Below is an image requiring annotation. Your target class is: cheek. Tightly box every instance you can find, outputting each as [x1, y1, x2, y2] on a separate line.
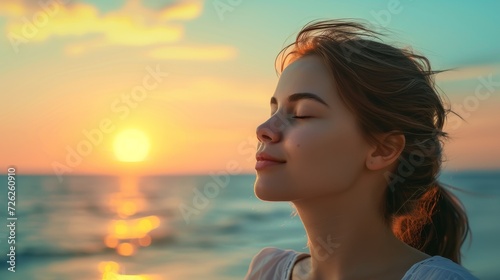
[285, 123, 367, 195]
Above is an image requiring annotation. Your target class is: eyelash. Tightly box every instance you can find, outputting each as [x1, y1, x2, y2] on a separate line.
[269, 111, 312, 119]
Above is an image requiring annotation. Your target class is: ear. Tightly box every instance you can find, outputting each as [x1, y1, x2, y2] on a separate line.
[365, 132, 405, 171]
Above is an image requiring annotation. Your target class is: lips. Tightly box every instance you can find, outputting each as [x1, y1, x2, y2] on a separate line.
[255, 152, 286, 170]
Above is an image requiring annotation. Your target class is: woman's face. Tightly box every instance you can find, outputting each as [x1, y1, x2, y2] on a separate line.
[254, 55, 372, 202]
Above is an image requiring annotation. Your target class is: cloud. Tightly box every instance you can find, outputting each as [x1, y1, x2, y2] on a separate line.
[1, 0, 228, 58]
[0, 1, 26, 17]
[159, 0, 203, 20]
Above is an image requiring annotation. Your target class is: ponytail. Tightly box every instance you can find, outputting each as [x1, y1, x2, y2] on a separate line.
[390, 182, 470, 263]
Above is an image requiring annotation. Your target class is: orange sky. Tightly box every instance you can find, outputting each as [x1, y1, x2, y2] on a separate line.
[1, 0, 499, 176]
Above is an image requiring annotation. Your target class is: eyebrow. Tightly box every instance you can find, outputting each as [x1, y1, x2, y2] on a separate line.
[270, 92, 330, 108]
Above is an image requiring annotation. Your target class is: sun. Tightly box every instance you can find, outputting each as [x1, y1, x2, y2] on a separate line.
[113, 129, 150, 162]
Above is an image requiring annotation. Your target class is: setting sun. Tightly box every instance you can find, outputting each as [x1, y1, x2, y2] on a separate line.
[113, 129, 150, 162]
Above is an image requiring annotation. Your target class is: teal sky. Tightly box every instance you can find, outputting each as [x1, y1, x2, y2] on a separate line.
[181, 0, 500, 69]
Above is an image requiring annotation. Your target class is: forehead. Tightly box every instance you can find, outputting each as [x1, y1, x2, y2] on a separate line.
[272, 55, 338, 106]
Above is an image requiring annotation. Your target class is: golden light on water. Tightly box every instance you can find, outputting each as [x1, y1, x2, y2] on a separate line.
[118, 201, 137, 216]
[104, 235, 119, 248]
[104, 215, 161, 256]
[100, 176, 163, 278]
[104, 177, 161, 256]
[116, 242, 134, 256]
[138, 235, 152, 247]
[108, 216, 160, 240]
[99, 261, 161, 280]
[113, 129, 150, 162]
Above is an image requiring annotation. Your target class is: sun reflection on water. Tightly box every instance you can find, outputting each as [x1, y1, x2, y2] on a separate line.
[99, 261, 162, 280]
[98, 176, 162, 279]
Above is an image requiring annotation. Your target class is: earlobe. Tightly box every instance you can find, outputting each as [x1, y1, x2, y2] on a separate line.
[366, 132, 405, 171]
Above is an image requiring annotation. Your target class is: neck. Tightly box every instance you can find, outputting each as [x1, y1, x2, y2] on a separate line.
[291, 184, 422, 280]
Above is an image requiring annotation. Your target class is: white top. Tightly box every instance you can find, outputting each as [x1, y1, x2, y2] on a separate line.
[244, 247, 479, 280]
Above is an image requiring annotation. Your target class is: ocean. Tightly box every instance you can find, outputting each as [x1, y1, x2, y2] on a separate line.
[0, 171, 499, 280]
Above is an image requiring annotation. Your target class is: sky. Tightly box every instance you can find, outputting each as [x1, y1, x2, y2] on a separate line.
[1, 0, 499, 177]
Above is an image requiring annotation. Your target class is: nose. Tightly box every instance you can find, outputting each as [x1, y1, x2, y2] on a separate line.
[256, 114, 286, 144]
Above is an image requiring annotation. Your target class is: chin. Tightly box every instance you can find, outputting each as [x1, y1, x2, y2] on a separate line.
[253, 180, 295, 202]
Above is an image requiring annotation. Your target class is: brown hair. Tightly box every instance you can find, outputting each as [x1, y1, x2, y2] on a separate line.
[277, 18, 470, 263]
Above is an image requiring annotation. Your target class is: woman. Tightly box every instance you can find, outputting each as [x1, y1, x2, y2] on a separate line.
[245, 19, 479, 280]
